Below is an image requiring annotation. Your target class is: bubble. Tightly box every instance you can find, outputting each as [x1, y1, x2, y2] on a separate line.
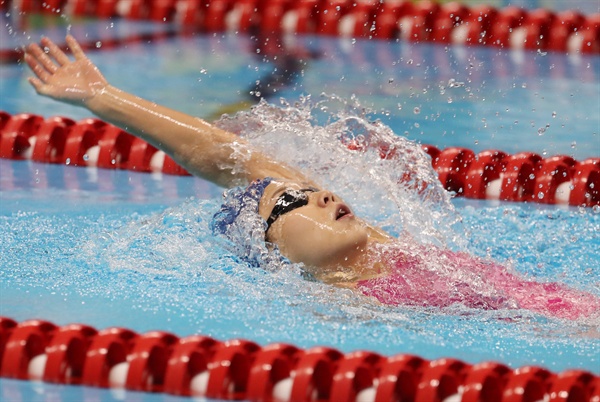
[413, 107, 421, 114]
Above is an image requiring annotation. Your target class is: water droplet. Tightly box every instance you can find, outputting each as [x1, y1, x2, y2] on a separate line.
[552, 111, 557, 118]
[571, 141, 577, 149]
[83, 154, 89, 161]
[413, 107, 420, 114]
[65, 158, 71, 165]
[447, 97, 453, 104]
[95, 41, 102, 48]
[537, 192, 545, 199]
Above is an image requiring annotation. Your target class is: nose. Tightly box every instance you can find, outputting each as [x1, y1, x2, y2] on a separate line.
[316, 190, 336, 207]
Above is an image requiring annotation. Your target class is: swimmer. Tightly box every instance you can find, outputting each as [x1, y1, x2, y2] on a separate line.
[24, 36, 600, 321]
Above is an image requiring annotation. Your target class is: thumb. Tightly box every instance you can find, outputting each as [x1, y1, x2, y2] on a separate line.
[28, 77, 49, 95]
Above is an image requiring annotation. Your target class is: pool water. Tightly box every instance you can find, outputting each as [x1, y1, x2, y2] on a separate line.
[1, 9, 599, 401]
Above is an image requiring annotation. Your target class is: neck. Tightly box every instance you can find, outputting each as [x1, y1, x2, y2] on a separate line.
[312, 236, 388, 284]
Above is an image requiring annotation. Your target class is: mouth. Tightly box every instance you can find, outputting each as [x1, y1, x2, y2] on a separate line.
[335, 204, 353, 220]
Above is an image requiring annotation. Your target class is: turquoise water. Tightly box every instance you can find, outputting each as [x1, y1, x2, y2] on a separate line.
[1, 13, 599, 402]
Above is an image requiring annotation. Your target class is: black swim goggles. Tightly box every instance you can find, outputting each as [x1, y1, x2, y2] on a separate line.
[265, 187, 319, 231]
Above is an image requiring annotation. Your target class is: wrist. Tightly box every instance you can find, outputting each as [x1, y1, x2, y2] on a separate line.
[84, 85, 136, 123]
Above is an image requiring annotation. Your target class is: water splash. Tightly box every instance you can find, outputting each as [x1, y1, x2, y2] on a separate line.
[217, 95, 464, 249]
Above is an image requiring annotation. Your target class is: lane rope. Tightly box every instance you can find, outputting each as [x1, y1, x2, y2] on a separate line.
[1, 316, 598, 401]
[1, 0, 599, 54]
[1, 111, 598, 207]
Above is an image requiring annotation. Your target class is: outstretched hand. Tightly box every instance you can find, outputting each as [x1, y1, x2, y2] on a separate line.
[25, 35, 107, 107]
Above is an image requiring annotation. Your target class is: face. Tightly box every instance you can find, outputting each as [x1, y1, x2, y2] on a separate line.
[258, 180, 369, 271]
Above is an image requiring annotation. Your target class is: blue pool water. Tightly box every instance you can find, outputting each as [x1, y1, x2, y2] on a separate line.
[1, 11, 599, 402]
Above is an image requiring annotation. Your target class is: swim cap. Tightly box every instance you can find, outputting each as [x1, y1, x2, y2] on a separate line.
[211, 177, 285, 269]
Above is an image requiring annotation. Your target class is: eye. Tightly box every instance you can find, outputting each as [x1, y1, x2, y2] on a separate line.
[266, 188, 312, 231]
[279, 190, 305, 205]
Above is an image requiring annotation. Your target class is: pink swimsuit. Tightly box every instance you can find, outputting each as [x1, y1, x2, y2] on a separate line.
[357, 245, 599, 320]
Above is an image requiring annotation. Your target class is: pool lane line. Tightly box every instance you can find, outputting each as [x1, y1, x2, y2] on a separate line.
[2, 0, 599, 55]
[1, 111, 599, 207]
[0, 316, 598, 401]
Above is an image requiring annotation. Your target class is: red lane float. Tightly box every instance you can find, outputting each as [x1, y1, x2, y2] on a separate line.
[422, 145, 599, 207]
[1, 0, 599, 55]
[81, 327, 138, 388]
[0, 316, 598, 401]
[0, 112, 190, 175]
[1, 111, 598, 207]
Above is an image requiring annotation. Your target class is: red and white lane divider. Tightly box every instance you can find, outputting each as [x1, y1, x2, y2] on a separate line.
[420, 146, 599, 208]
[1, 317, 599, 401]
[0, 112, 189, 175]
[1, 111, 598, 207]
[2, 0, 598, 55]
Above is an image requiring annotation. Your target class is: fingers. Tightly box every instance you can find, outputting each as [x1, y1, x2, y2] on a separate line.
[41, 36, 70, 66]
[25, 41, 58, 74]
[27, 77, 49, 96]
[66, 35, 87, 61]
[24, 52, 51, 83]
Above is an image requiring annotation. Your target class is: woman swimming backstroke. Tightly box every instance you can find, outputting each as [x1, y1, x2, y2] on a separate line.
[25, 36, 600, 321]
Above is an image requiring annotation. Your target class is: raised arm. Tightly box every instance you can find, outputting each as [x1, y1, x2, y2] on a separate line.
[24, 35, 311, 188]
